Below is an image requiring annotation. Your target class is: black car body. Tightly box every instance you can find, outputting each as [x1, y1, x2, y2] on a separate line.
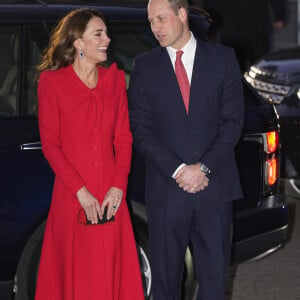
[244, 48, 300, 197]
[0, 1, 289, 299]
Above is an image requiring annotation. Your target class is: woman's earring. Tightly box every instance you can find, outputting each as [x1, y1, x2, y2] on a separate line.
[79, 48, 84, 60]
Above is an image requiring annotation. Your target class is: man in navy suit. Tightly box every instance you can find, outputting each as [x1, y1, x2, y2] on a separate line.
[128, 0, 244, 298]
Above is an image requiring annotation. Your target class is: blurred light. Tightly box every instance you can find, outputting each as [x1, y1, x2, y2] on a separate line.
[266, 158, 277, 185]
[266, 131, 278, 153]
[297, 88, 300, 99]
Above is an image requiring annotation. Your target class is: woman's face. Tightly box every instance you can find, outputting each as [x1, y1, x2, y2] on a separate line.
[80, 16, 111, 64]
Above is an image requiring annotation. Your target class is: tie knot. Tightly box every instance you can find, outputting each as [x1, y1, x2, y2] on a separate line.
[176, 50, 183, 61]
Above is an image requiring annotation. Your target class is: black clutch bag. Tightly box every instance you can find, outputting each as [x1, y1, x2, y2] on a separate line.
[77, 206, 115, 225]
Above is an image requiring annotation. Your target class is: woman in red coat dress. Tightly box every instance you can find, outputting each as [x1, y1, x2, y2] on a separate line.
[34, 8, 144, 300]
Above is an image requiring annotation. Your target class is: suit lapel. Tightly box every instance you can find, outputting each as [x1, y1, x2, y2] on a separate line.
[189, 40, 208, 118]
[188, 40, 208, 120]
[155, 42, 209, 117]
[157, 48, 188, 115]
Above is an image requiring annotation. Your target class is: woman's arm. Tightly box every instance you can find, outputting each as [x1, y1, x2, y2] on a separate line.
[38, 71, 85, 196]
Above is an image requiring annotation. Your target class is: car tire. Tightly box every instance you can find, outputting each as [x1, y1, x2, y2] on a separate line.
[13, 221, 45, 300]
[136, 238, 196, 300]
[14, 218, 196, 300]
[136, 239, 153, 299]
[182, 248, 197, 300]
[133, 215, 197, 300]
[14, 219, 154, 300]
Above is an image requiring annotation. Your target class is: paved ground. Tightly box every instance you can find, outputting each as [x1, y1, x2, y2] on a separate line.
[229, 195, 300, 300]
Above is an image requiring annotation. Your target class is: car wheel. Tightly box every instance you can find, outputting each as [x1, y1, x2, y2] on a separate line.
[136, 241, 152, 299]
[13, 221, 45, 300]
[135, 229, 196, 299]
[131, 202, 197, 298]
[182, 247, 197, 300]
[14, 220, 196, 300]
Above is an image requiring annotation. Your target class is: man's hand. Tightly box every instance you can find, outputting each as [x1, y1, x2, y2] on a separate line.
[175, 163, 209, 193]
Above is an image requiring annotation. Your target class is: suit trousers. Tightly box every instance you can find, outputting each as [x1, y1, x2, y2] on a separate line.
[147, 189, 232, 300]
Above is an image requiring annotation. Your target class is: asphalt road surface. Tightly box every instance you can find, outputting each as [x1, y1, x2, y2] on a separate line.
[229, 194, 300, 300]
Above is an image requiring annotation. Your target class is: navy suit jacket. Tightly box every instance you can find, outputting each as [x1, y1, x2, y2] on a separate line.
[128, 39, 244, 209]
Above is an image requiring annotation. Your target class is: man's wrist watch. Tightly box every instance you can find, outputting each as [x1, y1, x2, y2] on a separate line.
[200, 163, 212, 179]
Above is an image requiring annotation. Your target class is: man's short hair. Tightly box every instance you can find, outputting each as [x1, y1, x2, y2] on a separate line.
[168, 0, 189, 15]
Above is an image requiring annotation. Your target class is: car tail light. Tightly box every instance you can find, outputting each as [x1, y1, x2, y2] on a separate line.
[262, 131, 279, 190]
[265, 158, 277, 185]
[266, 131, 278, 153]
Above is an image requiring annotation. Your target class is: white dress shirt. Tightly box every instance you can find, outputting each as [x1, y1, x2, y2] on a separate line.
[166, 32, 197, 85]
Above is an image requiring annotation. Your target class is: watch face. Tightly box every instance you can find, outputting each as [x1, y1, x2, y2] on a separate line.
[201, 164, 210, 174]
[202, 166, 208, 172]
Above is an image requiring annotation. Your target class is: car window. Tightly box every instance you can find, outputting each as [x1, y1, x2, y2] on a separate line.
[0, 26, 20, 117]
[22, 24, 50, 117]
[107, 21, 158, 88]
[0, 20, 158, 118]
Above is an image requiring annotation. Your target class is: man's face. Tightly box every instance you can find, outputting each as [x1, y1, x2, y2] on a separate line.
[148, 0, 188, 49]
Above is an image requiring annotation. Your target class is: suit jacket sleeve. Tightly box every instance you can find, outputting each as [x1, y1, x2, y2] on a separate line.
[200, 48, 244, 175]
[128, 60, 183, 180]
[111, 70, 133, 192]
[38, 71, 85, 196]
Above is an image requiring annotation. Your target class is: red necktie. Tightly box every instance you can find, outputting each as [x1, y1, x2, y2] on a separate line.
[175, 50, 190, 113]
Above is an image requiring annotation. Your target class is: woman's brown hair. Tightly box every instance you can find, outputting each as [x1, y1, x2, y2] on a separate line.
[37, 8, 105, 71]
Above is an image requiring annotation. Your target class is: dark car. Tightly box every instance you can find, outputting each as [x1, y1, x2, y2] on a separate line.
[244, 48, 300, 197]
[0, 1, 289, 299]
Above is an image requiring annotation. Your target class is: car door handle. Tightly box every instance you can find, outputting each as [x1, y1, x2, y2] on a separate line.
[20, 142, 42, 150]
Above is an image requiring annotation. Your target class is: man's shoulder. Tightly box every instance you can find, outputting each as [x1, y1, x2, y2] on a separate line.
[196, 39, 236, 66]
[135, 46, 164, 64]
[197, 39, 233, 56]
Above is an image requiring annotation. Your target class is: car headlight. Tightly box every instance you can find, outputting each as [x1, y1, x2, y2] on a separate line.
[297, 88, 300, 100]
[244, 71, 291, 104]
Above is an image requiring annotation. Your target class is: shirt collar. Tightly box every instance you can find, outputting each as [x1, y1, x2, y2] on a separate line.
[166, 32, 197, 60]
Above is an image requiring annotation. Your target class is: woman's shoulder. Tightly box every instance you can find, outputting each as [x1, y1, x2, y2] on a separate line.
[39, 65, 71, 81]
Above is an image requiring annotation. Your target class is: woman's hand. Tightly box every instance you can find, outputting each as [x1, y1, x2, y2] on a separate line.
[102, 187, 123, 219]
[76, 186, 102, 224]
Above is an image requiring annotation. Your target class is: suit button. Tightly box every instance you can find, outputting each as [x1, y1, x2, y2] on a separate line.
[93, 145, 97, 150]
[94, 162, 99, 168]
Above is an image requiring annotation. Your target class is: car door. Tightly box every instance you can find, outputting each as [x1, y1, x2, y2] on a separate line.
[0, 23, 54, 281]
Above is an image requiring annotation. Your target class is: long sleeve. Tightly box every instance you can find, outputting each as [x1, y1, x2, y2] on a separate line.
[199, 49, 244, 174]
[111, 71, 133, 192]
[38, 71, 85, 196]
[128, 60, 183, 180]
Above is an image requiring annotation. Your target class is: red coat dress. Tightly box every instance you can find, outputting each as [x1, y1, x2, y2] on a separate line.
[35, 64, 144, 300]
